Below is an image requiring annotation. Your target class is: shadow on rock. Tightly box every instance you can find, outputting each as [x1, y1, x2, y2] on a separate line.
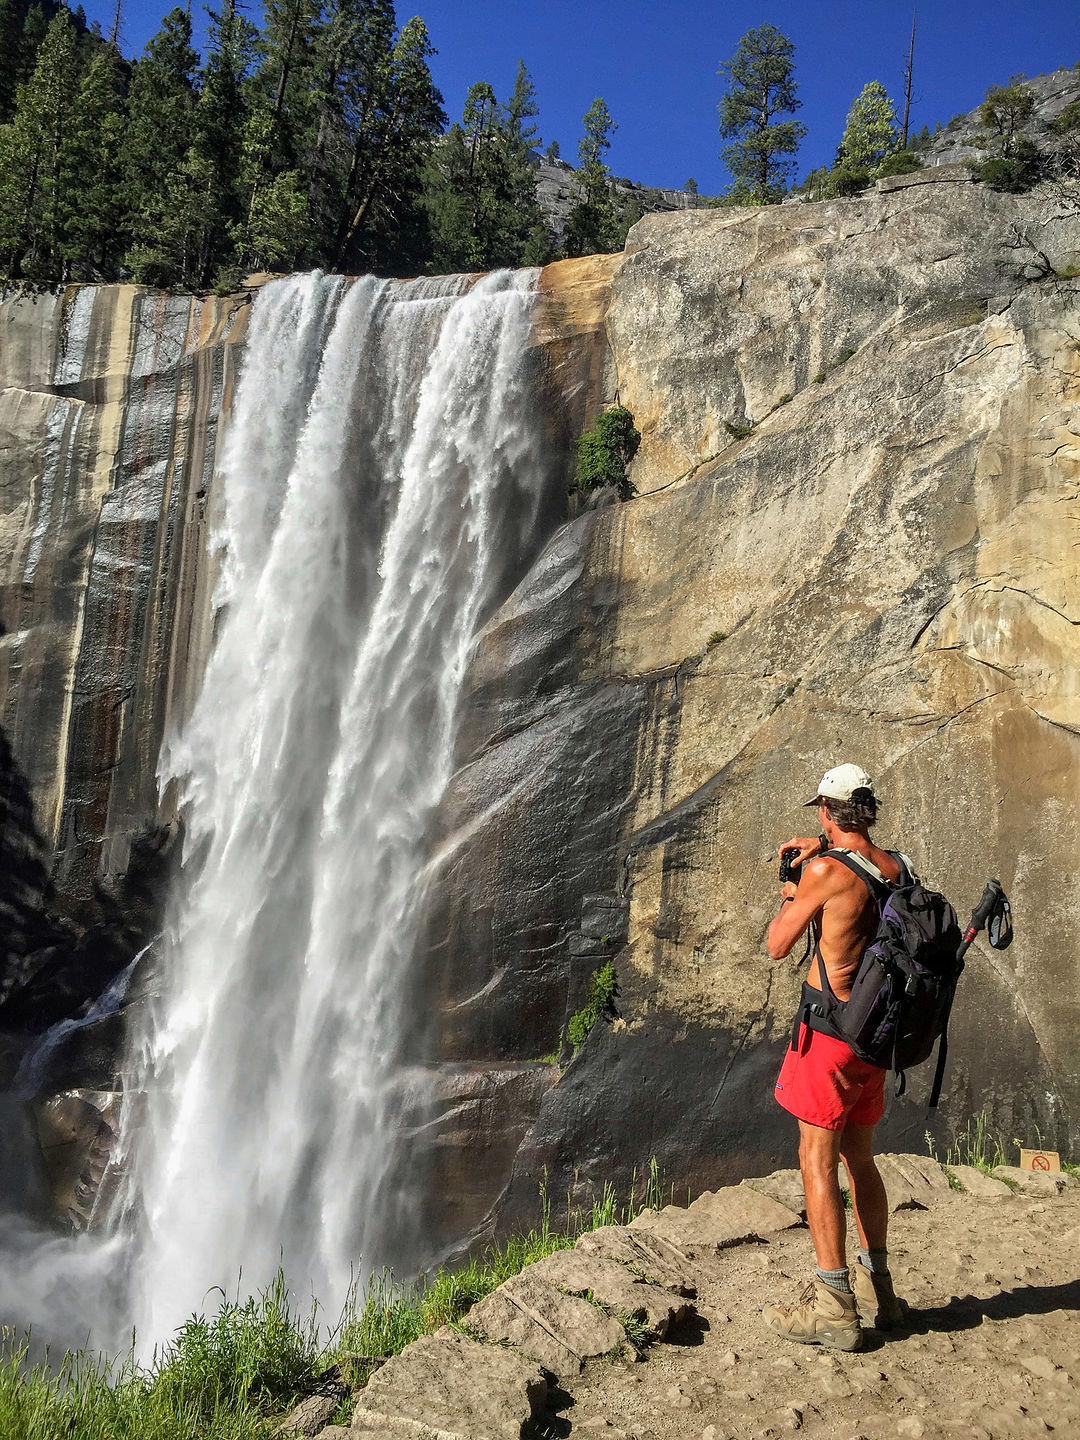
[665, 1311, 710, 1347]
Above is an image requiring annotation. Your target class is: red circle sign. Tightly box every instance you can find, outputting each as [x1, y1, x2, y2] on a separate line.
[1032, 1154, 1051, 1171]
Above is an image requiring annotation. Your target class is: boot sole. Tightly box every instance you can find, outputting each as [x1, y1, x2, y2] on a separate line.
[764, 1316, 864, 1351]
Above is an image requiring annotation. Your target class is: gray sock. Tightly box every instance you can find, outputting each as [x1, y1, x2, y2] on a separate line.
[859, 1248, 889, 1275]
[816, 1265, 852, 1293]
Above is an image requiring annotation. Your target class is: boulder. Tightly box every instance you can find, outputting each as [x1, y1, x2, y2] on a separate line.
[574, 1224, 698, 1295]
[278, 1391, 343, 1436]
[992, 1166, 1079, 1196]
[349, 1326, 546, 1440]
[876, 1154, 953, 1211]
[630, 1186, 801, 1252]
[527, 1247, 693, 1338]
[741, 1169, 806, 1218]
[465, 1269, 625, 1374]
[948, 1165, 1014, 1198]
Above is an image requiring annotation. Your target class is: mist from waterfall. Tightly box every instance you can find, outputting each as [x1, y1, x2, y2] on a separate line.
[0, 267, 555, 1355]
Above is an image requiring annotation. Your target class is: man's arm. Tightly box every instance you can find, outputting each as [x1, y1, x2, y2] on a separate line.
[766, 857, 842, 960]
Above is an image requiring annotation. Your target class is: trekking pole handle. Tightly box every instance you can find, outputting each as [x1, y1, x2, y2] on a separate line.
[962, 878, 1003, 945]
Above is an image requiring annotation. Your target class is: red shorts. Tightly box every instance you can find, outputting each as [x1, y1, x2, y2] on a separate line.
[774, 1023, 886, 1131]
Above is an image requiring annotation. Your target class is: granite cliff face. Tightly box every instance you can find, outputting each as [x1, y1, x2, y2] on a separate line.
[420, 170, 1080, 1241]
[1, 171, 1077, 1247]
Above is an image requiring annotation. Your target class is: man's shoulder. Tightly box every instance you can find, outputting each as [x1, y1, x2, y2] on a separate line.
[803, 853, 862, 888]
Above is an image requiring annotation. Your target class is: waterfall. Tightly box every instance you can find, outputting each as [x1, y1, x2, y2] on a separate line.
[118, 267, 551, 1349]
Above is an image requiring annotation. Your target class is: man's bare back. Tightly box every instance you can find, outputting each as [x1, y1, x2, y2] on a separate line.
[767, 837, 900, 999]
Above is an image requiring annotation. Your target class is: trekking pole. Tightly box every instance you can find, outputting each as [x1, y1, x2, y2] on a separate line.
[929, 879, 1013, 1109]
[956, 878, 1013, 965]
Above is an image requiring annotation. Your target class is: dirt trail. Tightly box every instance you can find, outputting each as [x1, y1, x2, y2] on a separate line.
[566, 1189, 1080, 1440]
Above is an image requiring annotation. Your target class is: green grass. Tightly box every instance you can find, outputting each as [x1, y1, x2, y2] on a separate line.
[2, 1165, 669, 1435]
[337, 1162, 665, 1388]
[706, 630, 727, 648]
[928, 1113, 1075, 1191]
[0, 1275, 321, 1440]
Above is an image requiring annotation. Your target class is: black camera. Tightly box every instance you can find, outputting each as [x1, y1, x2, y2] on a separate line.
[779, 849, 802, 885]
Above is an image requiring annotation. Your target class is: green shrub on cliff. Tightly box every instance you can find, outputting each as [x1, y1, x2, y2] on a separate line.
[567, 958, 617, 1054]
[574, 407, 640, 498]
[971, 79, 1042, 192]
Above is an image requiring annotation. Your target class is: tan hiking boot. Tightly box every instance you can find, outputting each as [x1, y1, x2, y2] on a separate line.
[852, 1260, 909, 1330]
[763, 1278, 863, 1351]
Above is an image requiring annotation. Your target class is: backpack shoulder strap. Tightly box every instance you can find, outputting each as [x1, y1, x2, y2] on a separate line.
[822, 847, 889, 900]
[892, 850, 918, 885]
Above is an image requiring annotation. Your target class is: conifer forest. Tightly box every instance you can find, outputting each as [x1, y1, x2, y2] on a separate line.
[0, 0, 632, 288]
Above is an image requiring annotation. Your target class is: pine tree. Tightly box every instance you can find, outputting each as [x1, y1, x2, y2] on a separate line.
[501, 60, 544, 262]
[185, 0, 256, 286]
[424, 63, 545, 273]
[520, 221, 555, 265]
[564, 96, 621, 257]
[243, 0, 321, 256]
[461, 80, 502, 259]
[58, 44, 127, 277]
[332, 12, 444, 272]
[718, 23, 805, 203]
[422, 123, 473, 272]
[306, 0, 396, 262]
[838, 81, 898, 170]
[975, 79, 1040, 191]
[123, 8, 198, 282]
[17, 5, 48, 87]
[0, 7, 81, 279]
[0, 0, 23, 123]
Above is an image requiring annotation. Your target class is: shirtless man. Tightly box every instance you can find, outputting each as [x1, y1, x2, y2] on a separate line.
[762, 763, 907, 1352]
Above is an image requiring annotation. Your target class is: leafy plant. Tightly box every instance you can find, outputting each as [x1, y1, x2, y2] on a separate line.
[707, 630, 727, 647]
[566, 958, 617, 1055]
[618, 1311, 651, 1355]
[574, 406, 640, 497]
[723, 418, 753, 439]
[874, 149, 922, 178]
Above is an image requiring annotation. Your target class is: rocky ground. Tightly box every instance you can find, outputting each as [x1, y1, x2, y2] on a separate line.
[567, 1181, 1080, 1440]
[309, 1157, 1080, 1440]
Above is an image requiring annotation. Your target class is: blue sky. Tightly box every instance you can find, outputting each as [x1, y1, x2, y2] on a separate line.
[91, 0, 1078, 191]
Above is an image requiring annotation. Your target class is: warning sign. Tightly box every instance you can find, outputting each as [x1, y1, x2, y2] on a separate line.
[1019, 1148, 1061, 1173]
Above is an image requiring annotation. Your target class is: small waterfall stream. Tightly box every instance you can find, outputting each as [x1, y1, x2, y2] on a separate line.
[0, 267, 557, 1354]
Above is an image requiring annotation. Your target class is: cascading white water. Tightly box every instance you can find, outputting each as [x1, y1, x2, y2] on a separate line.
[122, 267, 551, 1349]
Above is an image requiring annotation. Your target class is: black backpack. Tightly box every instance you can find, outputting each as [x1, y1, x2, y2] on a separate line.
[798, 849, 964, 1107]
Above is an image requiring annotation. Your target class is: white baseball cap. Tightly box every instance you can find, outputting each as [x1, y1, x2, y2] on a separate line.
[803, 763, 875, 807]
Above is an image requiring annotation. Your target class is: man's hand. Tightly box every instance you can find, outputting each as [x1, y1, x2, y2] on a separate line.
[779, 835, 825, 866]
